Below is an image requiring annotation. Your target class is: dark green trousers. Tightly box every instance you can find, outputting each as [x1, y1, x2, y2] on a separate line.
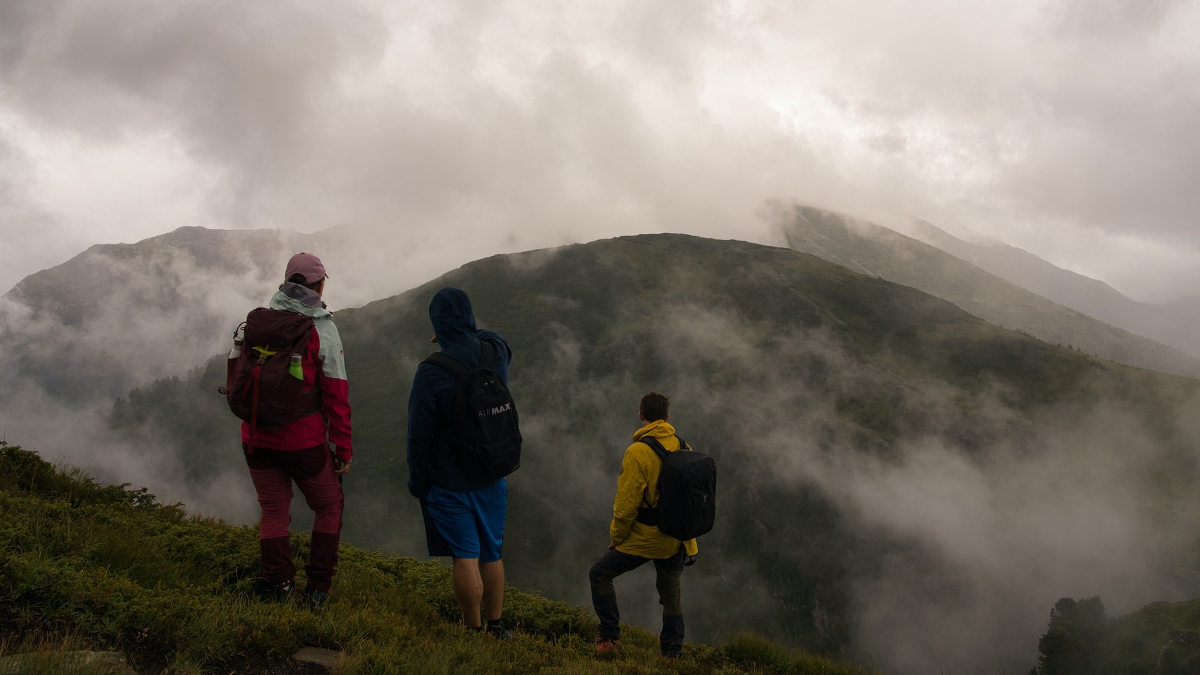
[589, 548, 685, 657]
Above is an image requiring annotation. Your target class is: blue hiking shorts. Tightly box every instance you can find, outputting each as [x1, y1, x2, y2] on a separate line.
[423, 479, 507, 561]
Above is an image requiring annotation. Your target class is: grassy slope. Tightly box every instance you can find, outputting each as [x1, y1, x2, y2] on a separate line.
[0, 444, 870, 675]
[108, 233, 1200, 657]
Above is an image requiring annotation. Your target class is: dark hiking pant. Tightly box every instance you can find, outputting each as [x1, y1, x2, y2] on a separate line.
[244, 444, 344, 592]
[589, 547, 686, 657]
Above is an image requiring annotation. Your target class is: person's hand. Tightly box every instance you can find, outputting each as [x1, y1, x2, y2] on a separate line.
[608, 540, 616, 550]
[330, 445, 351, 475]
[683, 554, 698, 567]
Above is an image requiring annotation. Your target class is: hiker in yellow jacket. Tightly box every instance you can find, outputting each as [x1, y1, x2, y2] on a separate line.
[590, 392, 698, 659]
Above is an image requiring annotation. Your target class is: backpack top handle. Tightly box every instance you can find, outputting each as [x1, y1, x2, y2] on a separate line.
[424, 340, 495, 378]
[639, 435, 688, 462]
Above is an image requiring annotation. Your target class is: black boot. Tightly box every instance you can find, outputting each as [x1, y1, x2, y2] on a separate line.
[486, 618, 512, 640]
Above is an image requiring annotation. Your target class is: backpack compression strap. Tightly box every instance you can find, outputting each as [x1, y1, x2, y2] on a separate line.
[635, 435, 688, 528]
[422, 341, 496, 378]
[241, 347, 277, 456]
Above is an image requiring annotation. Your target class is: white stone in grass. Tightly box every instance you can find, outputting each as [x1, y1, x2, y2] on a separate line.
[292, 647, 343, 669]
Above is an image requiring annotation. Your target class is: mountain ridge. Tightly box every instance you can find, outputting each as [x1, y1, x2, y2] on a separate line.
[908, 217, 1200, 361]
[775, 204, 1200, 379]
[108, 232, 1200, 675]
[0, 226, 323, 404]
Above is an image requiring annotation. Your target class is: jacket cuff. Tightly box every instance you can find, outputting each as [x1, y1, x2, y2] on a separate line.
[335, 446, 353, 463]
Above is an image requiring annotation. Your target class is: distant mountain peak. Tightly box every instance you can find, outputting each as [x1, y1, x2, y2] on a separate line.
[778, 204, 1200, 377]
[899, 214, 1200, 360]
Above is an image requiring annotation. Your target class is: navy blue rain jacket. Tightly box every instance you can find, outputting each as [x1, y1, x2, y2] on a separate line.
[407, 287, 512, 496]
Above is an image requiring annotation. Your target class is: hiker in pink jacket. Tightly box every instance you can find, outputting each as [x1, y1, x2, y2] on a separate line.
[226, 252, 352, 606]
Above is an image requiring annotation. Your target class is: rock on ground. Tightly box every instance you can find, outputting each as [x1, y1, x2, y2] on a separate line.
[291, 647, 343, 670]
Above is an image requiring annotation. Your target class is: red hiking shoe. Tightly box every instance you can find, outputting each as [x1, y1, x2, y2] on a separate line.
[595, 638, 621, 656]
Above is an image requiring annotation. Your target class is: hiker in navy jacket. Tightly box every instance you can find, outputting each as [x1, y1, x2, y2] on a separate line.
[407, 287, 513, 638]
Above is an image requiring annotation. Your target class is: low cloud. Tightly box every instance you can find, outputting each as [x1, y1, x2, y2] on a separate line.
[646, 303, 1200, 672]
[3, 0, 1200, 300]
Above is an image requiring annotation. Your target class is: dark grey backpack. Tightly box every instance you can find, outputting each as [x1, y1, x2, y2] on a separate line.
[635, 435, 716, 540]
[423, 341, 522, 481]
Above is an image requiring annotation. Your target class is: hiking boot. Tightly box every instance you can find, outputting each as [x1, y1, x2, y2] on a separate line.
[263, 579, 299, 603]
[486, 620, 512, 640]
[305, 587, 333, 609]
[595, 638, 621, 656]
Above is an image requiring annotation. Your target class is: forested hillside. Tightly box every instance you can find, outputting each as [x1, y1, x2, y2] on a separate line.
[109, 234, 1200, 674]
[1031, 596, 1200, 675]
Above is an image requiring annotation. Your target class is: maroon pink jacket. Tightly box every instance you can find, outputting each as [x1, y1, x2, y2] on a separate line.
[238, 284, 352, 461]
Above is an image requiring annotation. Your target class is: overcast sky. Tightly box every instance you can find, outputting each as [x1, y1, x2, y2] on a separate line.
[1, 0, 1197, 303]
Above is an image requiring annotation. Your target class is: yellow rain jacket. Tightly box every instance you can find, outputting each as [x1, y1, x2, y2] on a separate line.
[609, 419, 700, 559]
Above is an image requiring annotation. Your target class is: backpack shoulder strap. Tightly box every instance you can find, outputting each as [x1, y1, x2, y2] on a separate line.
[639, 436, 670, 462]
[479, 340, 496, 370]
[423, 352, 468, 379]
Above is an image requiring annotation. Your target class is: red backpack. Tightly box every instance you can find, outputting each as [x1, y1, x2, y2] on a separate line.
[221, 308, 322, 449]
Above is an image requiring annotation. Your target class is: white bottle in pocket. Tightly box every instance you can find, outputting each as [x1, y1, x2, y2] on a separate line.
[229, 325, 245, 359]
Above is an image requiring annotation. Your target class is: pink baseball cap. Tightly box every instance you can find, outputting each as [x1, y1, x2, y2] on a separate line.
[285, 252, 328, 285]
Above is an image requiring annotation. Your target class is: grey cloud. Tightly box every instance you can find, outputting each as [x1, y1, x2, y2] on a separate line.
[0, 134, 63, 295]
[3, 2, 1200, 302]
[0, 3, 1195, 296]
[0, 1, 384, 135]
[0, 0, 386, 223]
[824, 414, 1195, 674]
[1055, 0, 1187, 39]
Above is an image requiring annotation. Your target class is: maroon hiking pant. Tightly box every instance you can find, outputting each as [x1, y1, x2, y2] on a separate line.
[244, 443, 344, 592]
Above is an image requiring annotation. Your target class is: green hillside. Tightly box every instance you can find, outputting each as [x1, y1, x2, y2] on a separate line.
[1032, 596, 1200, 674]
[0, 443, 872, 674]
[108, 234, 1200, 671]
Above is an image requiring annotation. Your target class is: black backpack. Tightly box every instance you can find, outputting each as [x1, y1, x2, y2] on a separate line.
[423, 341, 522, 481]
[635, 435, 716, 541]
[221, 308, 321, 433]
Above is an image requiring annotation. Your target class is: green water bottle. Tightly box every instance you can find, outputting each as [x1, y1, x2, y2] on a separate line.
[289, 353, 304, 380]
